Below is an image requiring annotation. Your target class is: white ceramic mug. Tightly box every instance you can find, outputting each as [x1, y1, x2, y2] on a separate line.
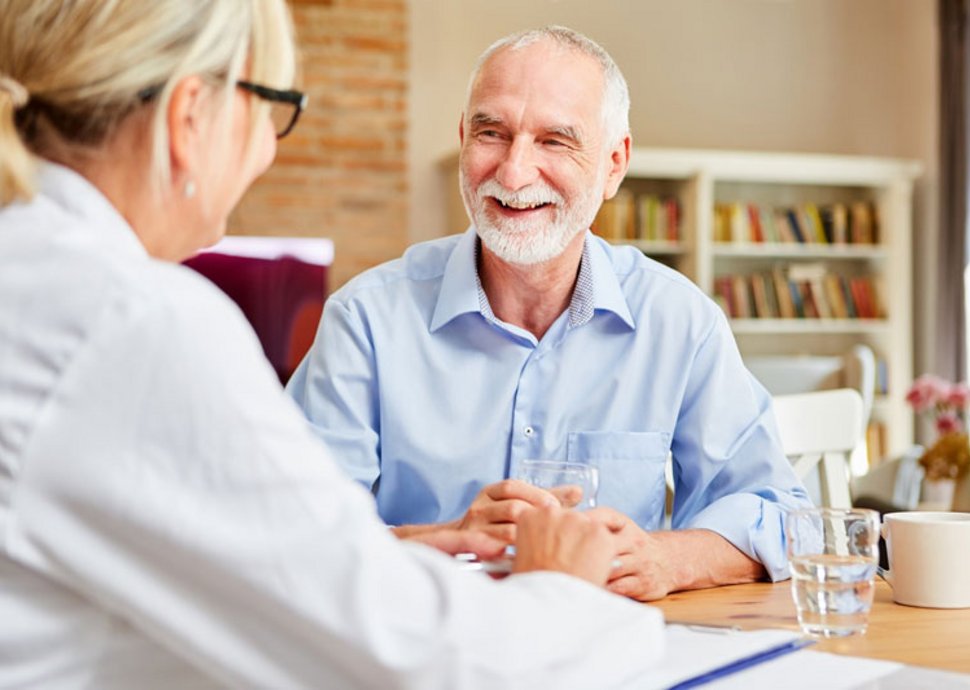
[881, 511, 970, 609]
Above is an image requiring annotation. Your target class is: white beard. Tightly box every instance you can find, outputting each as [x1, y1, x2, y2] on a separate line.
[460, 168, 606, 266]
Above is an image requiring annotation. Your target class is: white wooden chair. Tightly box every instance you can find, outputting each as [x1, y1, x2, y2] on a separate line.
[772, 388, 866, 509]
[746, 344, 876, 426]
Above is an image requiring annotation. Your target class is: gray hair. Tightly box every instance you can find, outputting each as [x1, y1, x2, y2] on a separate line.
[465, 25, 630, 149]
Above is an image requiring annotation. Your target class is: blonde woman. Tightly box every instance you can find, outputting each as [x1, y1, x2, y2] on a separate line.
[0, 1, 663, 688]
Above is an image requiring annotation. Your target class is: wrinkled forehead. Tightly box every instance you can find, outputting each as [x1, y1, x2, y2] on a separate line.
[466, 41, 606, 137]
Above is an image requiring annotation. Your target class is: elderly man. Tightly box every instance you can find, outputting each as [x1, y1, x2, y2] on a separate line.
[287, 26, 811, 601]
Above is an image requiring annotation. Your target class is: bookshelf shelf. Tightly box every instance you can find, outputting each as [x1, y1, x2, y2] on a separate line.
[625, 240, 686, 255]
[440, 147, 920, 464]
[712, 244, 888, 261]
[729, 318, 892, 335]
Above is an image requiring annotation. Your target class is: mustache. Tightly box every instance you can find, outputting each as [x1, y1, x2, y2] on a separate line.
[476, 179, 563, 207]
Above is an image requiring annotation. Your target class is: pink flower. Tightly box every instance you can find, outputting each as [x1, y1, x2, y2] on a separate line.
[936, 411, 964, 435]
[947, 382, 970, 408]
[906, 374, 950, 412]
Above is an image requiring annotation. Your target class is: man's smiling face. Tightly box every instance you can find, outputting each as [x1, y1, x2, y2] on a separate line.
[459, 39, 611, 266]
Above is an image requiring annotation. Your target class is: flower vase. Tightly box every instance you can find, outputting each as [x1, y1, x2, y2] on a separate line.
[922, 477, 957, 511]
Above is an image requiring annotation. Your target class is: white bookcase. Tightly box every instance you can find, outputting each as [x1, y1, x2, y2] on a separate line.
[440, 148, 921, 461]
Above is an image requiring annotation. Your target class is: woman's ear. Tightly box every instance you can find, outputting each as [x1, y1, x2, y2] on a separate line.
[167, 76, 208, 184]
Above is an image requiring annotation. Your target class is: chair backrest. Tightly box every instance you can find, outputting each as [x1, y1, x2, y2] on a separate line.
[183, 236, 332, 383]
[772, 388, 865, 509]
[746, 345, 876, 426]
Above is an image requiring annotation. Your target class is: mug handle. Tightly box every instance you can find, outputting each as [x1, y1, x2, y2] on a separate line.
[878, 523, 893, 588]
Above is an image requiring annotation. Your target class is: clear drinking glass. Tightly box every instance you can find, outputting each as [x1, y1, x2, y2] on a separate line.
[786, 507, 880, 637]
[515, 460, 599, 510]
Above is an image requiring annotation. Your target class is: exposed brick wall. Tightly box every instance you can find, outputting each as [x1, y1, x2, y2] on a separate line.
[228, 0, 408, 290]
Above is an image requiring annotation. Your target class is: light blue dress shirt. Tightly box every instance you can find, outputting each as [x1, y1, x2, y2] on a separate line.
[287, 228, 811, 580]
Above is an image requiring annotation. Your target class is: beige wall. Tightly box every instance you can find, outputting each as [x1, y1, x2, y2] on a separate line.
[408, 0, 939, 374]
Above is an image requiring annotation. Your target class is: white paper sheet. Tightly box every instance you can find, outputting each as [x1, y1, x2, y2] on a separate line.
[706, 649, 901, 689]
[632, 625, 901, 690]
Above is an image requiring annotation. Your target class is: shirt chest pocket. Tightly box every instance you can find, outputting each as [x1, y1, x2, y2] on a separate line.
[566, 431, 670, 529]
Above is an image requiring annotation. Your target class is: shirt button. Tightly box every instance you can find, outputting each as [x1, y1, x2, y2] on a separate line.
[523, 426, 534, 437]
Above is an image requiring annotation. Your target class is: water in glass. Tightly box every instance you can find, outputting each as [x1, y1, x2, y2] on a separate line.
[786, 507, 880, 638]
[790, 553, 877, 637]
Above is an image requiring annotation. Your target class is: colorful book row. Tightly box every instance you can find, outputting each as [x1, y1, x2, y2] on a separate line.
[592, 190, 681, 243]
[712, 265, 883, 320]
[713, 201, 878, 245]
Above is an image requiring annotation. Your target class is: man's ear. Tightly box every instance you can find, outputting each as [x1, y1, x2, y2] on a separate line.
[602, 134, 632, 200]
[458, 113, 465, 146]
[167, 75, 208, 184]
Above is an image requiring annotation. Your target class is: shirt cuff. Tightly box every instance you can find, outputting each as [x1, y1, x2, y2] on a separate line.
[684, 492, 797, 582]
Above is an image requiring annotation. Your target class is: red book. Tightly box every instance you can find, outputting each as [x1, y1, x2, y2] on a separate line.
[748, 204, 764, 243]
[849, 278, 872, 318]
[666, 199, 680, 242]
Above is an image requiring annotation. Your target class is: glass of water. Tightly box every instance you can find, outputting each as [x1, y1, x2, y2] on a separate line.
[515, 460, 598, 510]
[786, 507, 880, 638]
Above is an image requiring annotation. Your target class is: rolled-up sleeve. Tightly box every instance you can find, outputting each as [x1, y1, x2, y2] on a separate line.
[669, 311, 813, 581]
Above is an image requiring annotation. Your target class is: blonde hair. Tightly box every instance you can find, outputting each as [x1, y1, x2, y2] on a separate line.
[0, 0, 296, 206]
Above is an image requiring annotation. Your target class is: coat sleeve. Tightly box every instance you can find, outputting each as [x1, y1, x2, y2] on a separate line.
[8, 272, 665, 689]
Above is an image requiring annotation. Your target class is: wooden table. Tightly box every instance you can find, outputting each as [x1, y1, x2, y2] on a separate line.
[653, 580, 970, 674]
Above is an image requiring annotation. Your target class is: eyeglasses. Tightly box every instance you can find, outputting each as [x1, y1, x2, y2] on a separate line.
[137, 80, 308, 140]
[236, 80, 307, 140]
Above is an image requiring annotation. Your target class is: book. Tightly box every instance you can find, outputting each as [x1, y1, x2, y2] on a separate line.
[666, 198, 681, 242]
[785, 209, 804, 243]
[876, 356, 889, 395]
[870, 276, 886, 318]
[830, 203, 849, 244]
[805, 204, 828, 244]
[748, 204, 764, 243]
[762, 272, 780, 317]
[751, 274, 771, 318]
[818, 205, 834, 243]
[799, 281, 820, 318]
[773, 267, 796, 319]
[714, 276, 735, 317]
[788, 262, 831, 319]
[849, 277, 873, 318]
[732, 275, 753, 318]
[823, 274, 849, 319]
[730, 202, 750, 243]
[840, 276, 857, 318]
[788, 279, 805, 318]
[617, 188, 636, 240]
[850, 201, 875, 244]
[797, 207, 816, 244]
[774, 209, 795, 243]
[866, 421, 887, 468]
[760, 206, 777, 243]
[713, 204, 730, 243]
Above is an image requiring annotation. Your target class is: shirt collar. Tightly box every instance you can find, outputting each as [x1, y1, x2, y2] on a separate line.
[430, 228, 482, 332]
[429, 227, 636, 333]
[38, 161, 148, 259]
[585, 233, 636, 330]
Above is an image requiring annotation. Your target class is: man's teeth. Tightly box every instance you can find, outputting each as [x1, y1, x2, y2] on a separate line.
[498, 199, 548, 210]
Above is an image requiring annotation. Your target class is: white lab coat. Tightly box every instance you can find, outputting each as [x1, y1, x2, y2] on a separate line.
[0, 163, 664, 689]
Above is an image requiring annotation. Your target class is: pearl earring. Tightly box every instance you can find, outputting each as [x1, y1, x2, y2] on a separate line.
[184, 180, 196, 199]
